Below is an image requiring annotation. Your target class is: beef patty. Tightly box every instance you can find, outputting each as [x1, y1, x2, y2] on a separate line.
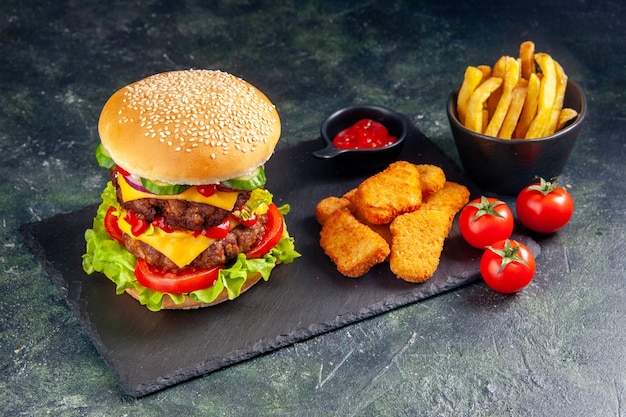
[111, 168, 251, 231]
[111, 168, 268, 270]
[122, 214, 268, 271]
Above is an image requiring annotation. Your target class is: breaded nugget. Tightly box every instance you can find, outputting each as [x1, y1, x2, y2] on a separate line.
[421, 181, 470, 225]
[416, 164, 446, 197]
[352, 161, 422, 225]
[342, 188, 357, 201]
[320, 209, 390, 278]
[315, 196, 351, 225]
[389, 209, 450, 283]
[366, 222, 393, 250]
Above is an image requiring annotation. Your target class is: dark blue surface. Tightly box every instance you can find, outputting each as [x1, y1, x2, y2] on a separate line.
[2, 0, 625, 415]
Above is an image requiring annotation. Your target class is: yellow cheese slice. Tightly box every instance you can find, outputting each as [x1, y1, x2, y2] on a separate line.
[117, 175, 239, 211]
[118, 212, 212, 268]
[118, 210, 240, 269]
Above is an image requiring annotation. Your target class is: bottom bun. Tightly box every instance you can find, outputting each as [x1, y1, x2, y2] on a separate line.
[124, 272, 263, 310]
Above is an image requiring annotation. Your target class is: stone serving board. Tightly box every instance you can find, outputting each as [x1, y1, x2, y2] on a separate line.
[21, 120, 539, 397]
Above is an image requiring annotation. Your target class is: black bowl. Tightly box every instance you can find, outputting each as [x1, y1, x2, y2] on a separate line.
[447, 79, 587, 195]
[313, 105, 408, 172]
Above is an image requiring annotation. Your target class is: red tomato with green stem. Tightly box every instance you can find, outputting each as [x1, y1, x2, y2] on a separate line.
[459, 196, 514, 248]
[516, 177, 574, 233]
[480, 239, 536, 293]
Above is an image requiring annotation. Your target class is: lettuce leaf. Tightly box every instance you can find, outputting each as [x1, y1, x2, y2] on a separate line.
[82, 182, 301, 312]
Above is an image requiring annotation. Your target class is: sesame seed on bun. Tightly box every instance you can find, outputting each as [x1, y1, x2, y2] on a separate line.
[97, 69, 281, 185]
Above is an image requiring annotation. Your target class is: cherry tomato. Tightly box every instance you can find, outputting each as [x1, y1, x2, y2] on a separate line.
[480, 239, 536, 293]
[332, 119, 397, 149]
[245, 203, 284, 259]
[135, 258, 221, 294]
[516, 177, 574, 233]
[459, 196, 514, 248]
[103, 206, 124, 244]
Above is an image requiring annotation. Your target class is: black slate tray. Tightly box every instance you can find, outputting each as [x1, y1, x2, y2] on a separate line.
[20, 121, 539, 397]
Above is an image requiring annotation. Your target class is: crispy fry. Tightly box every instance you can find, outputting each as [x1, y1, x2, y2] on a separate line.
[389, 209, 451, 283]
[557, 108, 579, 130]
[319, 209, 390, 278]
[465, 77, 503, 133]
[484, 56, 520, 137]
[525, 53, 558, 138]
[352, 161, 422, 225]
[415, 164, 446, 197]
[421, 181, 470, 226]
[513, 72, 541, 139]
[315, 196, 351, 225]
[486, 56, 507, 118]
[477, 65, 492, 79]
[457, 66, 487, 125]
[498, 81, 528, 139]
[457, 42, 574, 139]
[546, 60, 568, 135]
[519, 41, 536, 79]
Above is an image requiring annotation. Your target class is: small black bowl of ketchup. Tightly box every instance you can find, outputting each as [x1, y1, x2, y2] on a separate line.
[313, 105, 408, 172]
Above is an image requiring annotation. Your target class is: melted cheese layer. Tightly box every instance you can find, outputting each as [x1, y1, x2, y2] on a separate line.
[118, 175, 239, 211]
[118, 210, 221, 268]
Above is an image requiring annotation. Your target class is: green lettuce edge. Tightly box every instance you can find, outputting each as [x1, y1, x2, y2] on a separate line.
[82, 182, 301, 312]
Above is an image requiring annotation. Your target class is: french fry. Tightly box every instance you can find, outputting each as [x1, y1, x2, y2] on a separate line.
[486, 56, 507, 118]
[457, 66, 487, 125]
[513, 72, 541, 139]
[456, 42, 574, 140]
[557, 108, 579, 130]
[482, 109, 489, 132]
[498, 81, 528, 139]
[519, 41, 536, 79]
[525, 53, 558, 139]
[484, 56, 520, 137]
[546, 60, 568, 135]
[477, 65, 492, 79]
[465, 77, 502, 134]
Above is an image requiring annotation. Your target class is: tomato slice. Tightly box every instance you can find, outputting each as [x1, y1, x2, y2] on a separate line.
[245, 203, 284, 259]
[115, 165, 130, 177]
[135, 258, 221, 294]
[103, 206, 124, 244]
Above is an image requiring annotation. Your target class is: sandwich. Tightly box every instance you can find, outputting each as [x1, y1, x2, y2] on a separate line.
[82, 69, 300, 311]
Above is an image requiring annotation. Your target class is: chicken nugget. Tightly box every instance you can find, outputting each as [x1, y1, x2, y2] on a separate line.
[352, 161, 422, 225]
[421, 181, 470, 225]
[389, 209, 450, 283]
[320, 209, 390, 278]
[415, 164, 446, 197]
[342, 188, 357, 201]
[366, 222, 393, 251]
[315, 196, 351, 225]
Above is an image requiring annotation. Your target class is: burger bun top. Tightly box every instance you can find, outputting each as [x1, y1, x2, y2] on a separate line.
[98, 70, 281, 185]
